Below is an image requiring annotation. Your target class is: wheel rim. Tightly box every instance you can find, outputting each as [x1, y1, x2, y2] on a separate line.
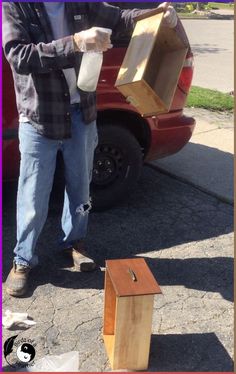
[92, 144, 125, 186]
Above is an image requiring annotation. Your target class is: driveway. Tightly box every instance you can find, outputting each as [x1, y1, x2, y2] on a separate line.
[182, 19, 234, 92]
[151, 108, 234, 204]
[2, 166, 234, 372]
[1, 16, 234, 372]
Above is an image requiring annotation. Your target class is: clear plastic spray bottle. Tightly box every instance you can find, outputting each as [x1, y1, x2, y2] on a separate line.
[77, 28, 112, 92]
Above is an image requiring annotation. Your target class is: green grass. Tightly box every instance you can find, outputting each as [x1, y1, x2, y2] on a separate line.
[208, 2, 234, 10]
[177, 2, 234, 16]
[186, 86, 234, 111]
[178, 12, 208, 18]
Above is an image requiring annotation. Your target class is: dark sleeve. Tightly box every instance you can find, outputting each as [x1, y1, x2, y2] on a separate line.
[2, 2, 76, 75]
[87, 2, 153, 34]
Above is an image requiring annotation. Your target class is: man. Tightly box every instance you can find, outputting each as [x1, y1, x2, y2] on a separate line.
[2, 2, 177, 297]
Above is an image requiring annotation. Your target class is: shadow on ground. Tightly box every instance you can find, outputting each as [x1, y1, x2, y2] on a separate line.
[152, 142, 234, 204]
[191, 43, 227, 55]
[149, 333, 234, 372]
[3, 165, 233, 302]
[145, 257, 233, 302]
[3, 252, 232, 302]
[2, 333, 233, 372]
[2, 251, 233, 303]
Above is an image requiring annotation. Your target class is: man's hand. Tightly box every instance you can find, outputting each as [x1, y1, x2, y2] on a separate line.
[74, 27, 112, 52]
[158, 2, 178, 28]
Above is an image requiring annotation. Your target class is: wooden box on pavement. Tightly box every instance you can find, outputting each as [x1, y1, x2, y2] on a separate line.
[103, 258, 162, 370]
[115, 9, 188, 117]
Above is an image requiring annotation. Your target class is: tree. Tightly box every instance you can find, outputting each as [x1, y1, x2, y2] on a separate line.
[196, 3, 207, 11]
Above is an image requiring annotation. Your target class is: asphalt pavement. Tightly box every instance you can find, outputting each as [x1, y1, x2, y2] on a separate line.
[2, 15, 234, 373]
[2, 156, 234, 371]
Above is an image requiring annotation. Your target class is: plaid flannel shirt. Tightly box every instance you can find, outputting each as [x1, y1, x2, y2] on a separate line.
[2, 2, 148, 139]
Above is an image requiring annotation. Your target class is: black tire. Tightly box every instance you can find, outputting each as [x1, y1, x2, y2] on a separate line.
[91, 124, 143, 211]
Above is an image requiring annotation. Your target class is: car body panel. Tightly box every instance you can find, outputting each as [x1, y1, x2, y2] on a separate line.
[2, 10, 195, 181]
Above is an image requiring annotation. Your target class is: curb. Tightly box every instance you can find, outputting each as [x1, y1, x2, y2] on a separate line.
[179, 16, 208, 20]
[179, 14, 234, 20]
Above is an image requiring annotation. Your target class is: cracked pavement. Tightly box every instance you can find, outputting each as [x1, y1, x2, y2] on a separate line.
[2, 165, 234, 371]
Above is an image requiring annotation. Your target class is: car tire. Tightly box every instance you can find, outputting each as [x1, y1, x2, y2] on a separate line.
[91, 123, 143, 211]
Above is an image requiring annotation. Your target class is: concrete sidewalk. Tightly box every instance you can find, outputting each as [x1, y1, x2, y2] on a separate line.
[150, 108, 234, 204]
[210, 8, 234, 17]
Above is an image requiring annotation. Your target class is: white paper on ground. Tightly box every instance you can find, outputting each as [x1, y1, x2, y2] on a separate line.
[25, 351, 79, 372]
[2, 310, 36, 329]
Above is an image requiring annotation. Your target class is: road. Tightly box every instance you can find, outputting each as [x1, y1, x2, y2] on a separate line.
[182, 19, 234, 92]
[2, 166, 234, 371]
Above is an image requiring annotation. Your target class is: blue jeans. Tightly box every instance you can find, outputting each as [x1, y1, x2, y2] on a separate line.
[14, 107, 98, 267]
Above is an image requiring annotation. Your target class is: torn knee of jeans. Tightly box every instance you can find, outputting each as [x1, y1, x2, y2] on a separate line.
[75, 200, 92, 216]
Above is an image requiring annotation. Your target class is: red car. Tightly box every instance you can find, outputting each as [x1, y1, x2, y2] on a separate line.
[2, 3, 195, 210]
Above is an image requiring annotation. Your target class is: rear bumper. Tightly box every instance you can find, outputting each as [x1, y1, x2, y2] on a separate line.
[145, 113, 196, 161]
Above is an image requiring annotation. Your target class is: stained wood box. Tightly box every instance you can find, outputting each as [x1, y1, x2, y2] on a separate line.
[103, 258, 162, 370]
[115, 9, 188, 117]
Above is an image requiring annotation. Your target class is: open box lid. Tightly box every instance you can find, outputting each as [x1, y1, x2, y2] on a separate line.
[106, 258, 162, 297]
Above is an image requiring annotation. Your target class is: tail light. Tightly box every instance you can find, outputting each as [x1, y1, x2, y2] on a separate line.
[178, 54, 194, 94]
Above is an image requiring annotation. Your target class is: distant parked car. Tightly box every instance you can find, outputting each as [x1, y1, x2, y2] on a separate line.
[2, 2, 195, 211]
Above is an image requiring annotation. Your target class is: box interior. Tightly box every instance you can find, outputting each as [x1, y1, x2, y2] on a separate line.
[115, 12, 163, 85]
[144, 26, 188, 109]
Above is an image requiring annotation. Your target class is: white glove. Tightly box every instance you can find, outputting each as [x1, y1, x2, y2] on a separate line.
[74, 27, 112, 52]
[158, 2, 178, 28]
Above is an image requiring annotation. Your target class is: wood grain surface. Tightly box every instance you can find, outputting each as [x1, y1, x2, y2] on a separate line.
[105, 258, 162, 297]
